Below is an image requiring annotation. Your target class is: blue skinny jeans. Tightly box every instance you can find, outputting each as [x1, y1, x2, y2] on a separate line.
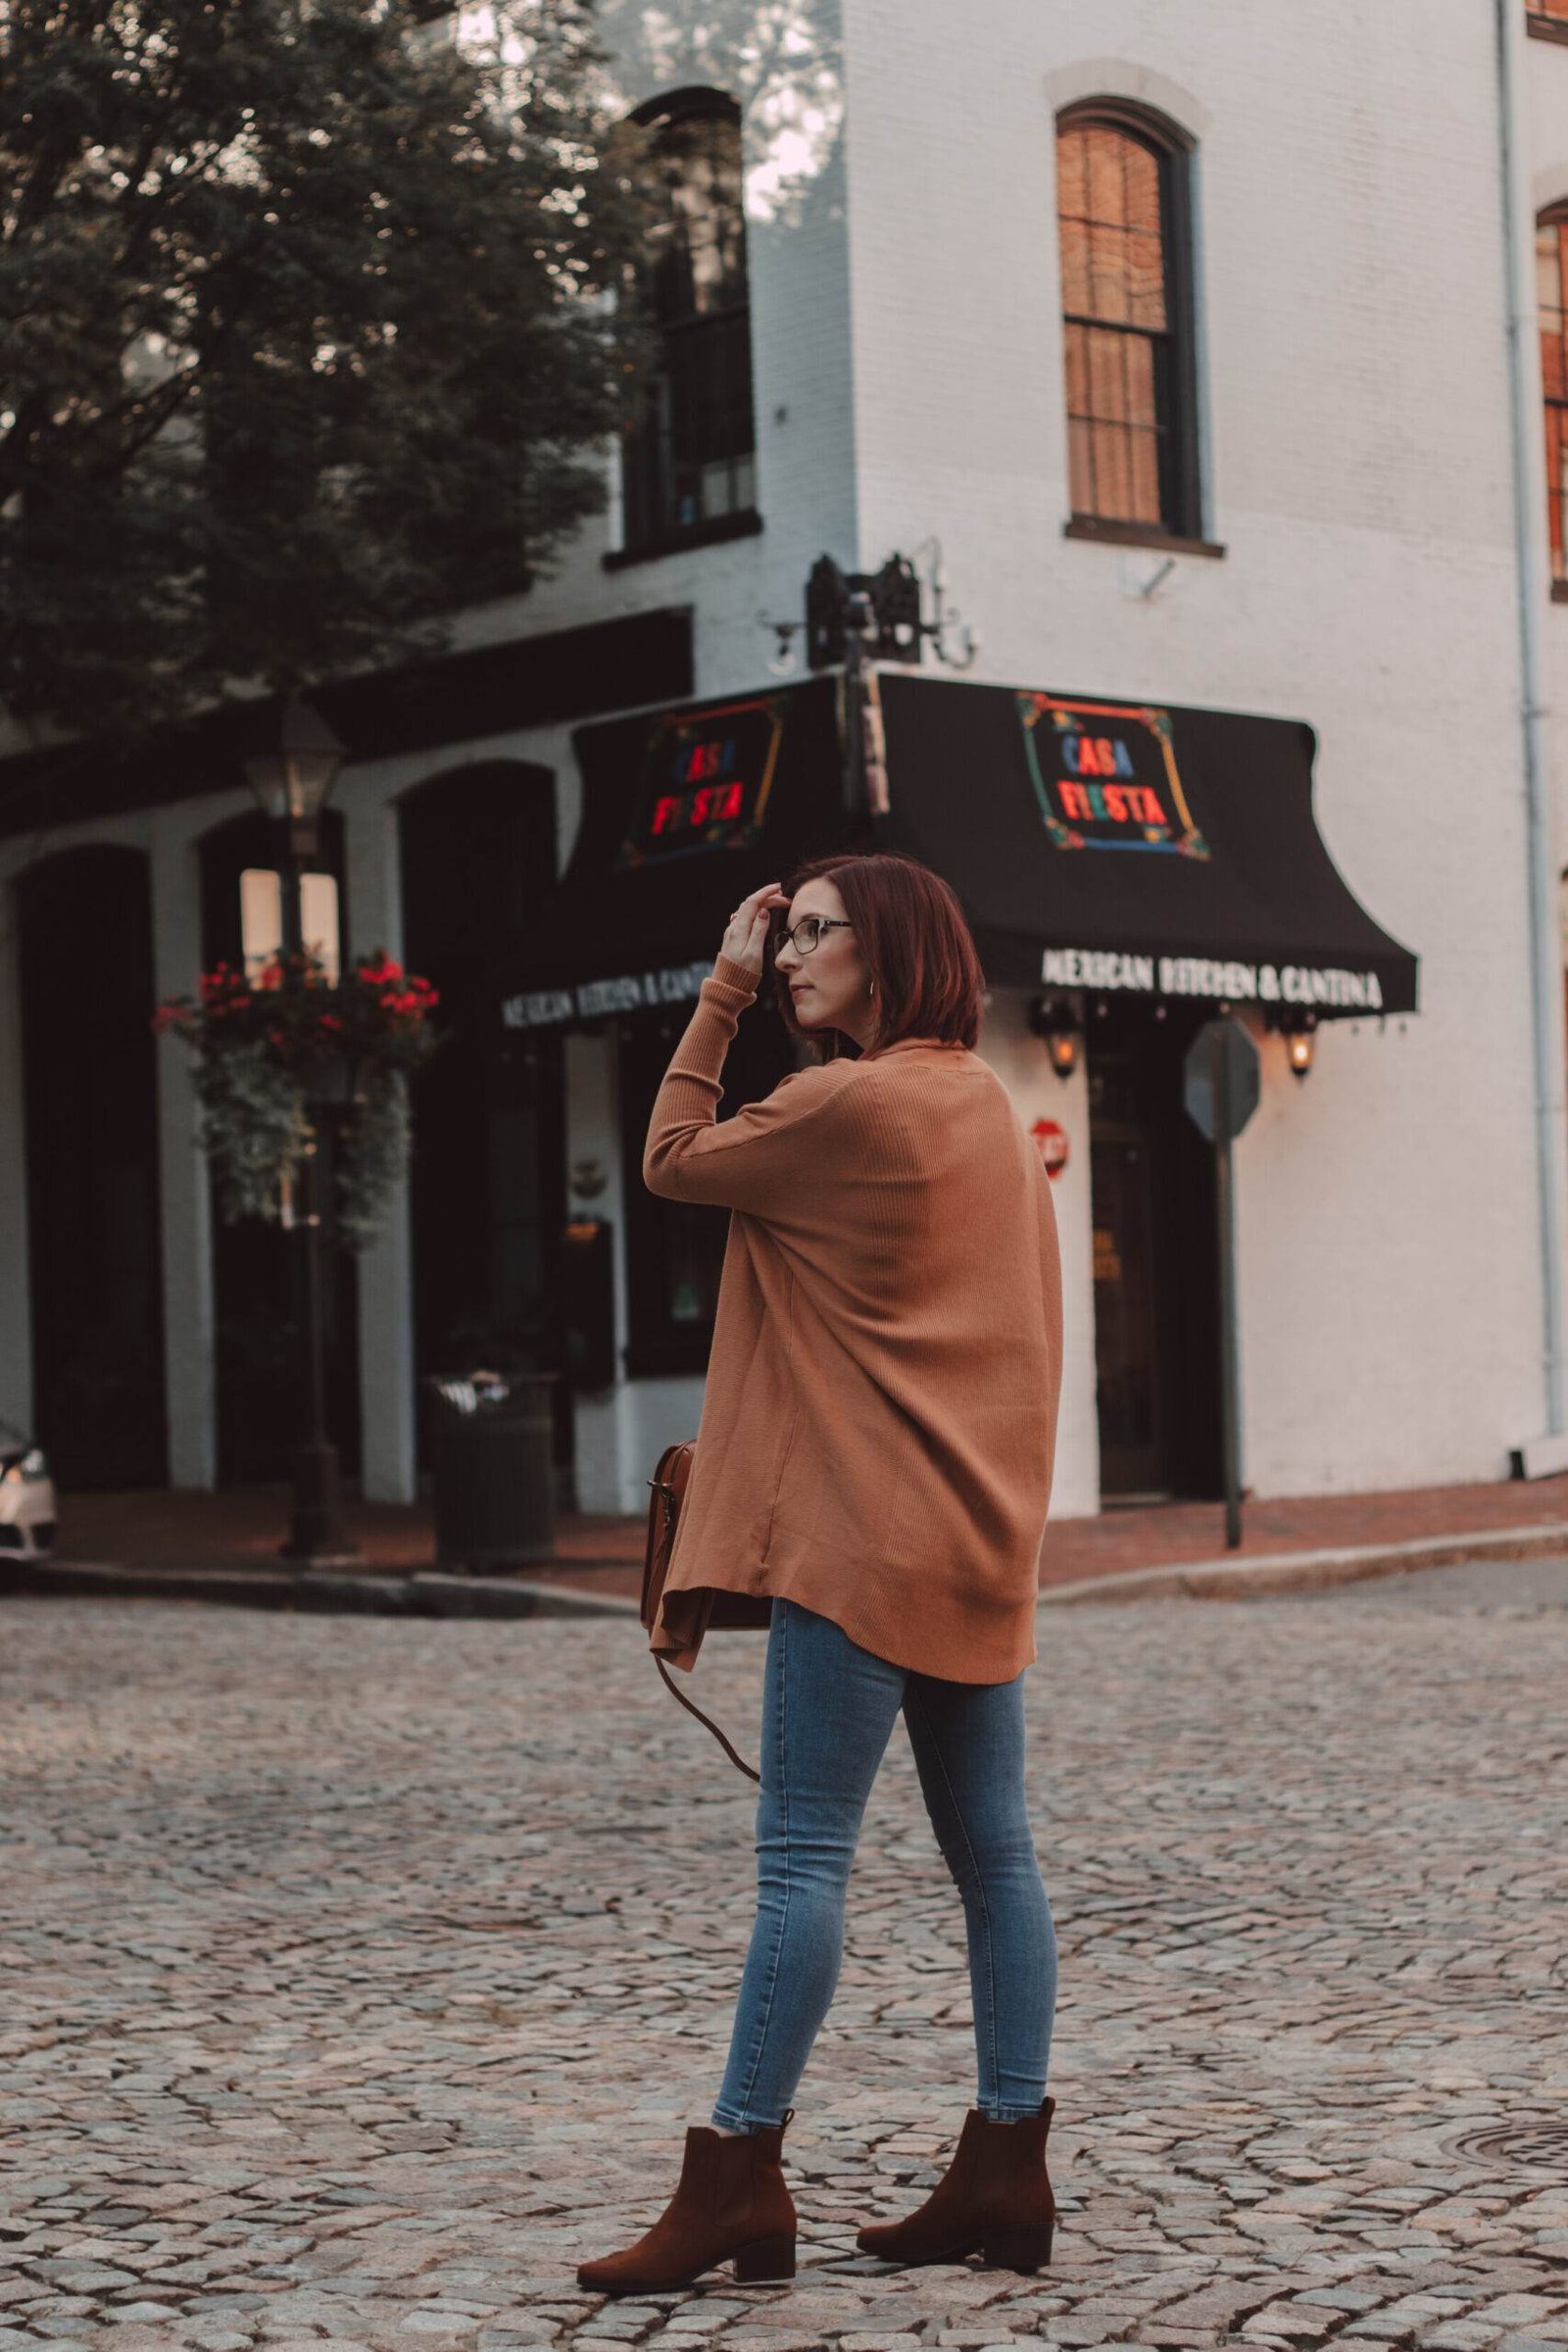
[711, 1597, 1057, 2132]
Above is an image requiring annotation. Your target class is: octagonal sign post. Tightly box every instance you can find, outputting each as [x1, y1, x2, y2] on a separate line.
[1184, 1017, 1261, 1552]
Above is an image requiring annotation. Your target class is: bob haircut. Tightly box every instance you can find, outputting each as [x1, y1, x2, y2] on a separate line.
[767, 851, 987, 1056]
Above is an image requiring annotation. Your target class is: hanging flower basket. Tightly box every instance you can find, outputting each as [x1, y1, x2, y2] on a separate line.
[154, 949, 442, 1246]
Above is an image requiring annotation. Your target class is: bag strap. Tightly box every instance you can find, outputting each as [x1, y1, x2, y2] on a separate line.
[655, 1653, 760, 1785]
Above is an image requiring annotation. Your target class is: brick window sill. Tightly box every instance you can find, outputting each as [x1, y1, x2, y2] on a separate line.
[604, 508, 763, 572]
[1527, 13, 1568, 43]
[1064, 515, 1226, 560]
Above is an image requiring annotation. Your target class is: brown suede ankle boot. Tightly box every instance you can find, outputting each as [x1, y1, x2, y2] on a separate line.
[576, 2115, 797, 2296]
[856, 2096, 1055, 2273]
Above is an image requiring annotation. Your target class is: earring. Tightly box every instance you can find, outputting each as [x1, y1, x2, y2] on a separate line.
[867, 980, 876, 999]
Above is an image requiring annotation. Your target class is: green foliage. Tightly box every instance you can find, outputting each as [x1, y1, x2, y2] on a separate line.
[159, 945, 444, 1242]
[0, 0, 652, 739]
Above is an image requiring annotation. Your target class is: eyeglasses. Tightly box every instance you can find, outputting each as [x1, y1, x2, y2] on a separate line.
[772, 916, 854, 957]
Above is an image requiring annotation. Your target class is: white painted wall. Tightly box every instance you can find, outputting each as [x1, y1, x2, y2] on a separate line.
[832, 0, 1557, 1494]
[975, 989, 1098, 1520]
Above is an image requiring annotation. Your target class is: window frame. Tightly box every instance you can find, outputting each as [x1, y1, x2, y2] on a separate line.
[1054, 99, 1209, 553]
[613, 85, 760, 565]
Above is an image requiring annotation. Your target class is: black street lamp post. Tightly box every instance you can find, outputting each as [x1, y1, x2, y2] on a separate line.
[243, 697, 361, 1566]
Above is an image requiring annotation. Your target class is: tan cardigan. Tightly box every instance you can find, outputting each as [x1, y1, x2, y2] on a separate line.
[643, 954, 1063, 1684]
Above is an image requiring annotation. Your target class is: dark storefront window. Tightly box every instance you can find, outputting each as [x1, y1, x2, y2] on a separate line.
[618, 998, 798, 1375]
[1055, 103, 1200, 543]
[620, 88, 758, 556]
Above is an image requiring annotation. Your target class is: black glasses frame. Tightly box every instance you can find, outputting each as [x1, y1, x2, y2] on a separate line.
[772, 916, 854, 956]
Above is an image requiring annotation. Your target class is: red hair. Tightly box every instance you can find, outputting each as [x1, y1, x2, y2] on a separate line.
[768, 851, 986, 1056]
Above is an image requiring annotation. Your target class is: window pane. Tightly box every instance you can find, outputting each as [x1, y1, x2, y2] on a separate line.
[1063, 320, 1091, 414]
[1540, 215, 1568, 581]
[1067, 416, 1095, 514]
[1067, 420, 1091, 517]
[1087, 326, 1127, 421]
[1123, 333, 1157, 429]
[623, 102, 757, 547]
[1059, 213, 1091, 315]
[1055, 111, 1188, 534]
[1084, 125, 1128, 229]
[1055, 122, 1088, 221]
[1537, 222, 1563, 324]
[1123, 141, 1161, 235]
[1087, 222, 1131, 322]
[1126, 229, 1167, 329]
[1091, 421, 1133, 517]
[1128, 426, 1162, 524]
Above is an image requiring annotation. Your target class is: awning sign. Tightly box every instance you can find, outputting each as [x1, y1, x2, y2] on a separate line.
[502, 957, 712, 1031]
[1041, 945, 1386, 1010]
[1018, 694, 1208, 858]
[614, 693, 786, 870]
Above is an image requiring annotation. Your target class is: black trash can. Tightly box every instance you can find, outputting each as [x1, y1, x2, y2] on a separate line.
[425, 1370, 557, 1570]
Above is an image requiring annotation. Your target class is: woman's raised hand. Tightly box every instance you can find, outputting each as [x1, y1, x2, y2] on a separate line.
[719, 883, 791, 979]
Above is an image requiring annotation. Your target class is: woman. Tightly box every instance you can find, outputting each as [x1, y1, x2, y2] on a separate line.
[577, 851, 1064, 2298]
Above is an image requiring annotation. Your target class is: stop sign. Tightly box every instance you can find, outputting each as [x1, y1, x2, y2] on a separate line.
[1030, 1117, 1069, 1178]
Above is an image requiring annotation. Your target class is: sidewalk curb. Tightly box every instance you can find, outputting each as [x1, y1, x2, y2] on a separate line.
[1036, 1519, 1568, 1606]
[0, 1557, 641, 1620]
[7, 1517, 1567, 1620]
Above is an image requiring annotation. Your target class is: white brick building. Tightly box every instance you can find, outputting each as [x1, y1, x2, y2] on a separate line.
[4, 0, 1567, 1531]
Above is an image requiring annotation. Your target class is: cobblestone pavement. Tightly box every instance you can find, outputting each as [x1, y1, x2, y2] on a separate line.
[1, 1568, 1566, 2352]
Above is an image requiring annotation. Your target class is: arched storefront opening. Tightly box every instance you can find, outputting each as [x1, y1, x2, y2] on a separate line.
[198, 807, 362, 1485]
[399, 761, 568, 1483]
[17, 845, 168, 1488]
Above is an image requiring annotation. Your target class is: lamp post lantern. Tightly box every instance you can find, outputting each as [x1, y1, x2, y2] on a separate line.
[243, 695, 360, 1566]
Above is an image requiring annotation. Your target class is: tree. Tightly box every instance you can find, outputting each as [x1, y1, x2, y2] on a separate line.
[0, 0, 650, 741]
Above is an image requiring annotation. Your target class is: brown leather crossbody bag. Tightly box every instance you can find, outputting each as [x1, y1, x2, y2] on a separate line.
[641, 1439, 769, 1783]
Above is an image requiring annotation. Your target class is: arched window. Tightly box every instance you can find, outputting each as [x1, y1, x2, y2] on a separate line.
[619, 88, 757, 557]
[1540, 203, 1568, 591]
[1055, 104, 1200, 543]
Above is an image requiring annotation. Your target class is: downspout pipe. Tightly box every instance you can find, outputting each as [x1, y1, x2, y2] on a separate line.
[1494, 0, 1568, 1469]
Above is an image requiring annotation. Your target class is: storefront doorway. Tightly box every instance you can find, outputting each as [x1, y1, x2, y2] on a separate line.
[18, 846, 169, 1488]
[400, 763, 567, 1480]
[1087, 999, 1222, 1502]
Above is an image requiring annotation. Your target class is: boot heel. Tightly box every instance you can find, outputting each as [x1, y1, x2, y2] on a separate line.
[734, 2232, 796, 2282]
[981, 2222, 1053, 2274]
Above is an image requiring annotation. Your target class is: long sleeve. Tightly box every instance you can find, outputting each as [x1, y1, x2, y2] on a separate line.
[642, 953, 858, 1212]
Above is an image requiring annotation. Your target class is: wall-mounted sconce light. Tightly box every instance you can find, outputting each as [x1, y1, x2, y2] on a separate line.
[1028, 993, 1081, 1080]
[1269, 1007, 1318, 1079]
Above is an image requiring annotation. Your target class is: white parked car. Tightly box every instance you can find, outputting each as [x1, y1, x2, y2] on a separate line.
[0, 1424, 56, 1559]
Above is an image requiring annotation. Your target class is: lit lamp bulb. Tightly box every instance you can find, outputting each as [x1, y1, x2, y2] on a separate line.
[1048, 1028, 1080, 1080]
[1287, 1025, 1316, 1079]
[1028, 992, 1082, 1080]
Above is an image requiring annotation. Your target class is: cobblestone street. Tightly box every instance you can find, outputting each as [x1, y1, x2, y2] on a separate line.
[2, 1566, 1566, 2352]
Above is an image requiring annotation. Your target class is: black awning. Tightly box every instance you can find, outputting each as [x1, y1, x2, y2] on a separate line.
[872, 673, 1418, 1018]
[497, 674, 848, 1032]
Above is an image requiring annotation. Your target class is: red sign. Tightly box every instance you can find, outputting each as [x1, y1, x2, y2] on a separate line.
[1030, 1118, 1069, 1179]
[1016, 692, 1207, 859]
[615, 695, 786, 869]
